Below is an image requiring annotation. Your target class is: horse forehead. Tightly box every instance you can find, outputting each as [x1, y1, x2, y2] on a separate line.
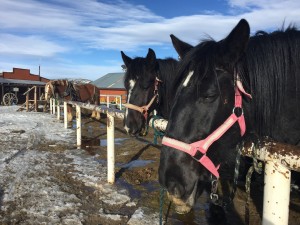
[183, 71, 194, 87]
[129, 79, 136, 89]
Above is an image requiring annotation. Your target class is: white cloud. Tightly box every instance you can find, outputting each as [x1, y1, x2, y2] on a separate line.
[1, 0, 300, 52]
[0, 34, 68, 56]
[0, 0, 300, 79]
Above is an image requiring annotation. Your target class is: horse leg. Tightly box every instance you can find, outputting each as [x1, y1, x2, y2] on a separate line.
[91, 110, 96, 118]
[96, 111, 101, 120]
[67, 106, 73, 122]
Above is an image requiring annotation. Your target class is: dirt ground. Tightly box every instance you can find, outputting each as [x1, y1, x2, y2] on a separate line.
[0, 106, 299, 225]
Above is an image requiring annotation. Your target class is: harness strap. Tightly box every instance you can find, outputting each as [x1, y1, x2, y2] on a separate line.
[123, 93, 158, 119]
[162, 86, 251, 178]
[123, 77, 162, 119]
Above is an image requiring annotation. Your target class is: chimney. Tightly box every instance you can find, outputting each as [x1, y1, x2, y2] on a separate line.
[39, 65, 41, 81]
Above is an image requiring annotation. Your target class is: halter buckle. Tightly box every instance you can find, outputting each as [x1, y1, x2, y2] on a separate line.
[232, 107, 243, 117]
[210, 193, 219, 202]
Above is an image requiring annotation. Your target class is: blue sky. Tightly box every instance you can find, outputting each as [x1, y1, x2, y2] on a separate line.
[1, 0, 300, 81]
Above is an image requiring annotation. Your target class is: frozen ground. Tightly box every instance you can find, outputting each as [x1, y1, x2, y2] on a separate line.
[0, 106, 159, 225]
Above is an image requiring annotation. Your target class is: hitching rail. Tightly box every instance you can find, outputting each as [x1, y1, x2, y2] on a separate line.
[49, 98, 300, 225]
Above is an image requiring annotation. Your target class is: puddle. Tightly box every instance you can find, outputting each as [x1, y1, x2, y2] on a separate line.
[99, 138, 128, 147]
[94, 158, 107, 165]
[71, 121, 105, 130]
[118, 159, 154, 169]
[116, 178, 142, 199]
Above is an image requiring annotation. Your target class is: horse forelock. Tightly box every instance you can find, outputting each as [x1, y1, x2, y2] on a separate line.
[124, 58, 146, 86]
[173, 40, 218, 92]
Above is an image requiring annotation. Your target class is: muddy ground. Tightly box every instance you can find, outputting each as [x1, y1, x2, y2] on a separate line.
[0, 106, 299, 225]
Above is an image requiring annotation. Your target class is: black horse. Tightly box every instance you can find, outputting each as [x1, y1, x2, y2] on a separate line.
[121, 48, 178, 136]
[159, 18, 300, 219]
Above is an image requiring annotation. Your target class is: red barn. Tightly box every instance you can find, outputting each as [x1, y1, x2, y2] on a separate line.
[92, 72, 127, 107]
[0, 68, 50, 105]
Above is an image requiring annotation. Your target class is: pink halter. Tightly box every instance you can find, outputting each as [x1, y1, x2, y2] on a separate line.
[162, 81, 252, 178]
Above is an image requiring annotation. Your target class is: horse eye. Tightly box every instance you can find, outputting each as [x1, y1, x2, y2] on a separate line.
[200, 94, 217, 102]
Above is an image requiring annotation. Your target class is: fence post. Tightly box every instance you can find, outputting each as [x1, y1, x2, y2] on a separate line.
[52, 99, 56, 115]
[262, 160, 290, 225]
[34, 86, 37, 112]
[50, 98, 53, 114]
[107, 96, 109, 108]
[107, 112, 115, 184]
[57, 100, 60, 120]
[26, 93, 29, 112]
[76, 105, 81, 147]
[64, 102, 68, 129]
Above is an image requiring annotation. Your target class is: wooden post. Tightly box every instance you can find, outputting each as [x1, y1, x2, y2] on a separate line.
[64, 102, 68, 129]
[76, 105, 81, 147]
[107, 112, 115, 184]
[57, 100, 60, 120]
[106, 96, 109, 108]
[34, 86, 37, 112]
[119, 95, 122, 109]
[26, 93, 29, 112]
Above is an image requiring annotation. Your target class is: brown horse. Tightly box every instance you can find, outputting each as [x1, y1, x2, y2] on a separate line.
[45, 80, 100, 121]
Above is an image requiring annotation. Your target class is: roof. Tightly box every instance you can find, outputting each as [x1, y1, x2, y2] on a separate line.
[92, 72, 125, 89]
[0, 77, 47, 86]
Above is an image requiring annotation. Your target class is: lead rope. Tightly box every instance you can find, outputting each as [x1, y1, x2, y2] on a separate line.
[227, 142, 242, 207]
[245, 140, 263, 225]
[159, 187, 166, 225]
[210, 142, 242, 208]
[159, 187, 172, 225]
[151, 115, 165, 144]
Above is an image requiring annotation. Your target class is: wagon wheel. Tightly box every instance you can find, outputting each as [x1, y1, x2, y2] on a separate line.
[3, 93, 18, 106]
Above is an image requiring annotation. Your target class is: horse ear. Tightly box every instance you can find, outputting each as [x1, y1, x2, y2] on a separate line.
[121, 51, 132, 67]
[218, 19, 250, 67]
[170, 34, 193, 59]
[146, 48, 157, 70]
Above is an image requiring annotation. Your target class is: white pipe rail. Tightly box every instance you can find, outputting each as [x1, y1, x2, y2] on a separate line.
[51, 99, 300, 225]
[57, 100, 60, 120]
[76, 105, 81, 147]
[52, 98, 56, 114]
[107, 113, 115, 184]
[50, 98, 53, 114]
[100, 94, 126, 110]
[64, 102, 68, 129]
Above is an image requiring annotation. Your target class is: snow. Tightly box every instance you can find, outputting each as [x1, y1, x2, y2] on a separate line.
[0, 106, 159, 224]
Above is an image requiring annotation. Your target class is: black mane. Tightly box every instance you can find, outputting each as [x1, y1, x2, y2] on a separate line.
[123, 57, 150, 90]
[237, 26, 300, 136]
[175, 26, 300, 138]
[156, 58, 178, 118]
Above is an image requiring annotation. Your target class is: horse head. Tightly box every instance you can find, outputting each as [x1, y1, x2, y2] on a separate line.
[121, 48, 159, 136]
[45, 81, 55, 102]
[159, 19, 250, 214]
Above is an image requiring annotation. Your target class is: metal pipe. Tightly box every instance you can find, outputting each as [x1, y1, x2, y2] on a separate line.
[263, 160, 290, 225]
[50, 98, 53, 114]
[76, 105, 81, 147]
[107, 112, 115, 184]
[64, 102, 68, 129]
[57, 100, 60, 120]
[52, 98, 56, 115]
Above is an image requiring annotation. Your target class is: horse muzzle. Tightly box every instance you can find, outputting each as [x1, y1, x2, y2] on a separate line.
[167, 192, 193, 214]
